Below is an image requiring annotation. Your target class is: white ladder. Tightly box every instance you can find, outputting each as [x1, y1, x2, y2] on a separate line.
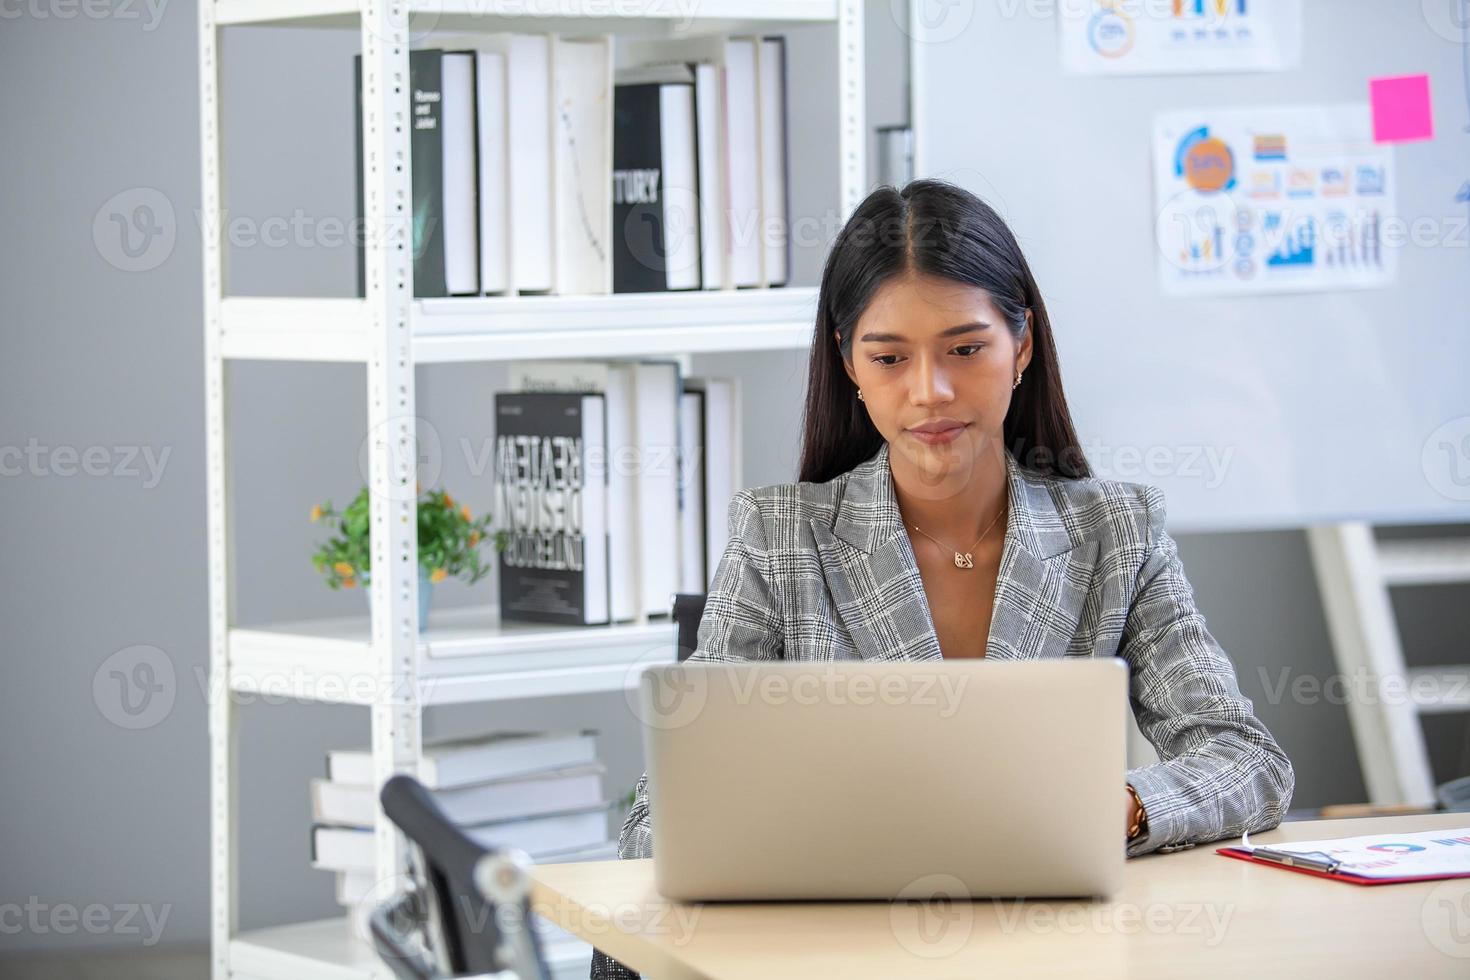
[1307, 523, 1470, 806]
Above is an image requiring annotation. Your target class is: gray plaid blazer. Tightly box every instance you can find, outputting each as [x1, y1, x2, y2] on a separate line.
[590, 440, 1294, 979]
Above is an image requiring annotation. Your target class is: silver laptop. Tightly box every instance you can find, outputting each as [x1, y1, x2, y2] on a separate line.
[637, 659, 1128, 901]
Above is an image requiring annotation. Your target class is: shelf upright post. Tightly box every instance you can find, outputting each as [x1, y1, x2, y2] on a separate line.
[199, 1, 239, 976]
[360, 0, 423, 897]
[837, 0, 866, 220]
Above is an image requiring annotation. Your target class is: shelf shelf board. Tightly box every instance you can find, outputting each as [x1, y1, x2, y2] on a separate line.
[215, 0, 837, 32]
[231, 915, 592, 980]
[219, 288, 815, 363]
[229, 603, 676, 706]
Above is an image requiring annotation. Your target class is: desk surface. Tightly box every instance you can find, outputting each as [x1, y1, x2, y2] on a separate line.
[530, 812, 1470, 979]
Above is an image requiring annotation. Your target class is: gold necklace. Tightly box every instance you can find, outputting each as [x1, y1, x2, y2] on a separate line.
[910, 502, 1005, 570]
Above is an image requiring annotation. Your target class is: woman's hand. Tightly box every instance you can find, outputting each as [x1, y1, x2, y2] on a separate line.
[1124, 784, 1146, 842]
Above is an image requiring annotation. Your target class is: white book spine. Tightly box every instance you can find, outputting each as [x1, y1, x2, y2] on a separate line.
[476, 51, 510, 294]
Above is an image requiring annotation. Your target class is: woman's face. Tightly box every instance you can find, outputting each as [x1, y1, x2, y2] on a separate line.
[837, 271, 1033, 480]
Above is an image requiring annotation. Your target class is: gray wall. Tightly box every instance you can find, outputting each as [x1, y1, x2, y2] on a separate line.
[2, 0, 1462, 963]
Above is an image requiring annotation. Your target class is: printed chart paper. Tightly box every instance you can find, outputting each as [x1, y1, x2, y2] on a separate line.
[1234, 827, 1470, 880]
[1060, 0, 1302, 75]
[1153, 104, 1397, 296]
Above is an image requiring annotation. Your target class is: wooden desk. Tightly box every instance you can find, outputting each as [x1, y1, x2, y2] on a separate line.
[530, 813, 1470, 979]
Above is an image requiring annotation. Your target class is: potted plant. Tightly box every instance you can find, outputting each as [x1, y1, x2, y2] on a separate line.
[309, 486, 507, 631]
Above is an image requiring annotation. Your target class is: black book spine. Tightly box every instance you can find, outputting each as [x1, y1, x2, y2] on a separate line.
[410, 50, 447, 298]
[611, 83, 668, 293]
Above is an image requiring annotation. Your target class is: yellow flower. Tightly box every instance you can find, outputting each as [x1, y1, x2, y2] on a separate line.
[461, 504, 472, 521]
[468, 531, 481, 546]
[309, 504, 323, 523]
[341, 576, 356, 589]
[429, 567, 448, 584]
[333, 561, 354, 576]
[443, 492, 455, 509]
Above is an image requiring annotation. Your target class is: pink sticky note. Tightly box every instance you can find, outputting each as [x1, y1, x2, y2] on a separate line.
[1370, 74, 1434, 143]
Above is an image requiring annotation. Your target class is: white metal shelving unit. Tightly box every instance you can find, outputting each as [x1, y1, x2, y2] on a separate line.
[200, 1, 865, 977]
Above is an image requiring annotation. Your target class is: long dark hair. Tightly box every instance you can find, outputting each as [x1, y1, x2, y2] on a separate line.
[797, 178, 1090, 484]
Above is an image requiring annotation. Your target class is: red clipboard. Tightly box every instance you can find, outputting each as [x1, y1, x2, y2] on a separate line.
[1216, 845, 1470, 885]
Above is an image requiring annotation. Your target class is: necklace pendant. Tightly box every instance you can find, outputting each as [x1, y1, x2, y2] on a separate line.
[954, 552, 974, 569]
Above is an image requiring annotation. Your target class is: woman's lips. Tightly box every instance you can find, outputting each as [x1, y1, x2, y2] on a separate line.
[906, 422, 969, 446]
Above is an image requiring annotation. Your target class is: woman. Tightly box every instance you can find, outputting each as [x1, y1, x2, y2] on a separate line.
[589, 179, 1293, 979]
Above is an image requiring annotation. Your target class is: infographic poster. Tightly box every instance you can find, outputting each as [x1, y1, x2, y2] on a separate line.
[1059, 0, 1302, 75]
[1152, 105, 1397, 296]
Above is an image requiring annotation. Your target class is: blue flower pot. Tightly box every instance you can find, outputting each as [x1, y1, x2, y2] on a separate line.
[364, 566, 435, 632]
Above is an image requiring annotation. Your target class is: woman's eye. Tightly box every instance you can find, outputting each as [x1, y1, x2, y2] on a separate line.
[872, 355, 900, 367]
[954, 345, 983, 356]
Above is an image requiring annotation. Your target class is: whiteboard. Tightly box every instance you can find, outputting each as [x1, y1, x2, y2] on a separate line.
[911, 0, 1470, 532]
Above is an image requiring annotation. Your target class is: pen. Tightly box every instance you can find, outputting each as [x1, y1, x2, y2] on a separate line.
[1250, 846, 1342, 875]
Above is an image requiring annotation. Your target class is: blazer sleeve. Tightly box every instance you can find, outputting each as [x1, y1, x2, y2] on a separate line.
[1120, 484, 1296, 858]
[590, 490, 783, 980]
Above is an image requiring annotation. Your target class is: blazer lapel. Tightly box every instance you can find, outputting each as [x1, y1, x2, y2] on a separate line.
[812, 441, 1098, 663]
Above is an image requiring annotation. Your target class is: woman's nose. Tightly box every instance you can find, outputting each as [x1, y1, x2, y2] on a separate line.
[911, 357, 953, 404]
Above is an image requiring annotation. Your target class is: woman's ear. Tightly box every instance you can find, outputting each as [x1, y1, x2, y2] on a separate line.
[1018, 310, 1035, 375]
[834, 329, 858, 386]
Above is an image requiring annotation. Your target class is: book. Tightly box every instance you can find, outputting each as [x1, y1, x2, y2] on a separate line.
[312, 801, 616, 872]
[684, 376, 741, 587]
[508, 361, 639, 623]
[326, 730, 599, 789]
[495, 392, 610, 625]
[551, 35, 613, 295]
[475, 49, 510, 294]
[507, 34, 555, 293]
[1217, 826, 1470, 884]
[612, 65, 701, 292]
[354, 49, 478, 298]
[722, 37, 761, 288]
[631, 361, 683, 616]
[756, 36, 789, 287]
[692, 60, 730, 291]
[311, 762, 606, 828]
[678, 388, 707, 593]
[439, 50, 479, 295]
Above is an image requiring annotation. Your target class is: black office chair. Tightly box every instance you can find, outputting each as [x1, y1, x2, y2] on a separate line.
[369, 774, 553, 980]
[670, 592, 707, 662]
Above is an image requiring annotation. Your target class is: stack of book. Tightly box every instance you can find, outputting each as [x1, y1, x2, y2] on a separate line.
[310, 729, 618, 954]
[354, 32, 790, 297]
[495, 360, 741, 627]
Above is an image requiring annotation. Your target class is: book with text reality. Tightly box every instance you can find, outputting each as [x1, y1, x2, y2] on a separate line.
[495, 392, 610, 625]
